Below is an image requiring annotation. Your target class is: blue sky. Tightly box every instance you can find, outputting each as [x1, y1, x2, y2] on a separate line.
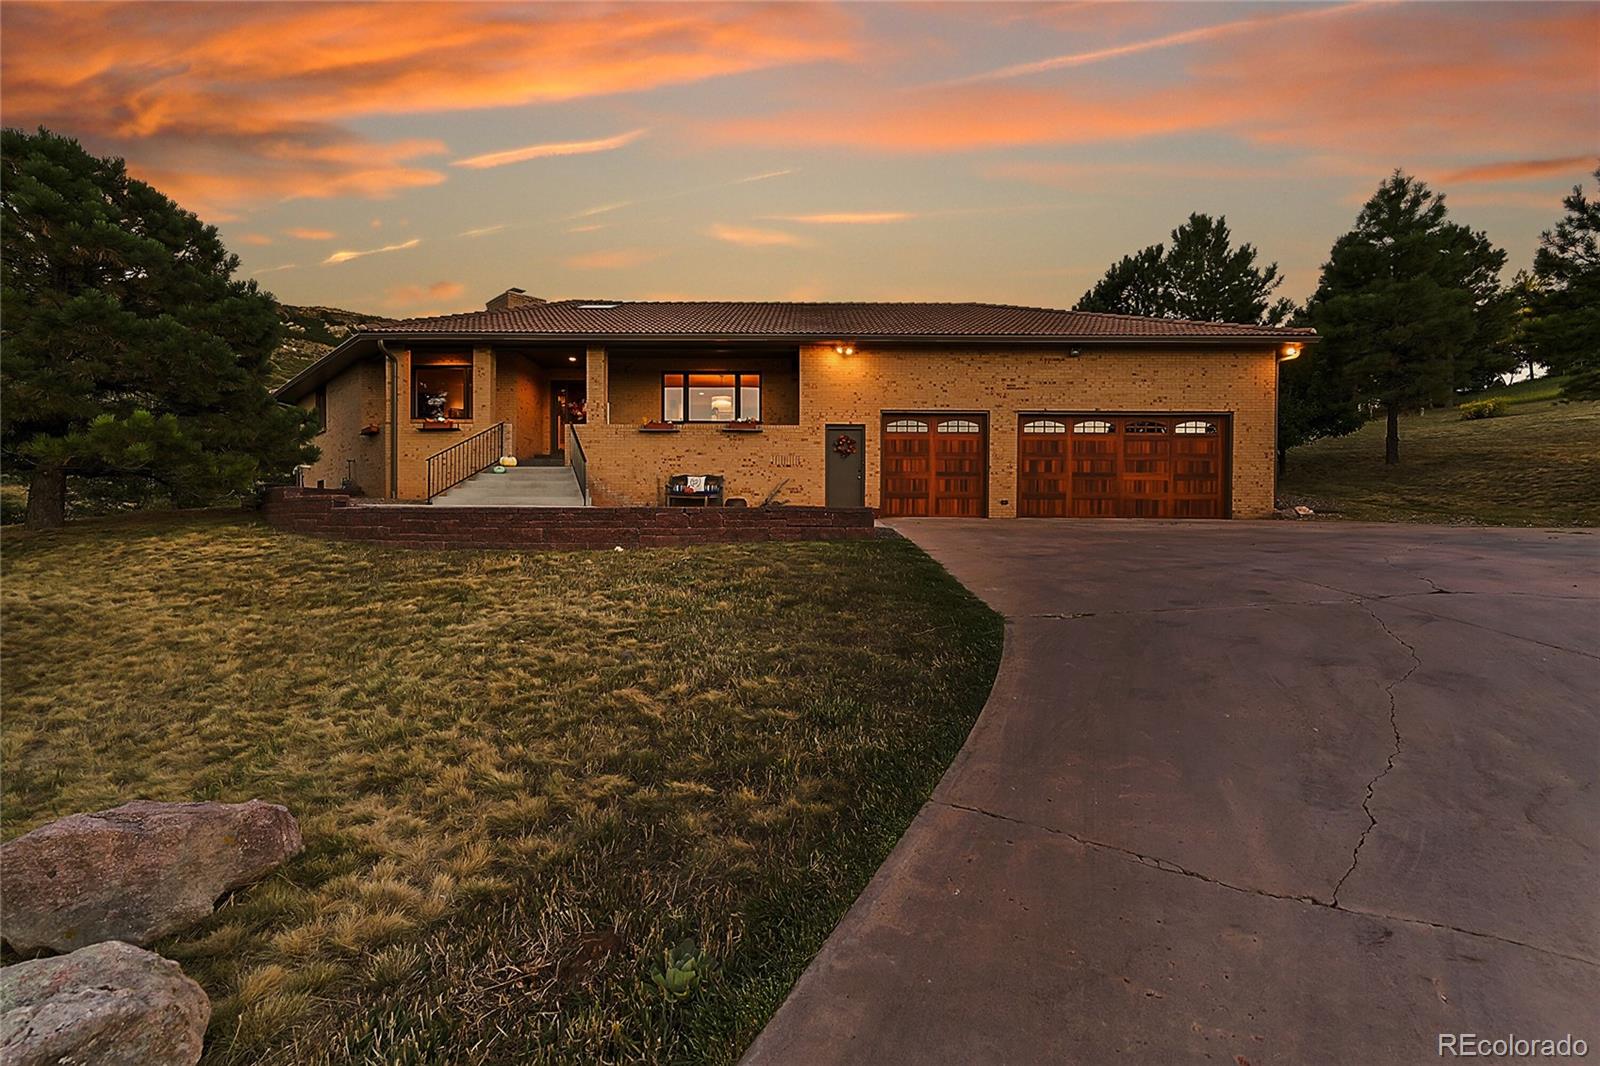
[3, 1, 1595, 316]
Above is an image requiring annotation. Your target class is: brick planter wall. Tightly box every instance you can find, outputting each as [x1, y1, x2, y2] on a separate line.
[260, 488, 876, 550]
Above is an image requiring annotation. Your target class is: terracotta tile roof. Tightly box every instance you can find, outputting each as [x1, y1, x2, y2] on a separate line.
[360, 300, 1316, 341]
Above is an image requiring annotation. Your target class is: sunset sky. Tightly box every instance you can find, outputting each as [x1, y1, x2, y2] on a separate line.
[3, 1, 1596, 317]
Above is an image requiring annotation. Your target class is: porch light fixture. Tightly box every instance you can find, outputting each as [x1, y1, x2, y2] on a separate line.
[567, 355, 578, 362]
[833, 342, 856, 355]
[1279, 343, 1302, 362]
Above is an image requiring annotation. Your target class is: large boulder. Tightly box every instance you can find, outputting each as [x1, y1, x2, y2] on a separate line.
[1, 800, 302, 953]
[0, 940, 210, 1066]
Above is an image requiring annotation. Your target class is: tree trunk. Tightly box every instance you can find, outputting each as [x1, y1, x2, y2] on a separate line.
[1384, 404, 1400, 465]
[25, 466, 67, 529]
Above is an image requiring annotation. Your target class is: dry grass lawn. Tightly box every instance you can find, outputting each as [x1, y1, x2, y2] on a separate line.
[1279, 392, 1599, 526]
[2, 514, 1001, 1064]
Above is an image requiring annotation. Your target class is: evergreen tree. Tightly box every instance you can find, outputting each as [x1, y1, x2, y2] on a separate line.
[1, 128, 317, 528]
[1276, 305, 1362, 474]
[1306, 172, 1507, 464]
[1074, 213, 1290, 325]
[1527, 167, 1600, 399]
[1074, 245, 1169, 318]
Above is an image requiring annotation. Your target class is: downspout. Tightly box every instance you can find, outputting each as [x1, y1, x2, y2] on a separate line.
[377, 339, 401, 499]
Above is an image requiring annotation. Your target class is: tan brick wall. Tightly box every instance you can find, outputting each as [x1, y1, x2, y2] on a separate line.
[580, 343, 1280, 517]
[296, 359, 386, 494]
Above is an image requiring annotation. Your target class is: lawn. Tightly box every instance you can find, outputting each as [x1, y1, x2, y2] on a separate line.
[1279, 388, 1599, 526]
[1, 514, 1002, 1064]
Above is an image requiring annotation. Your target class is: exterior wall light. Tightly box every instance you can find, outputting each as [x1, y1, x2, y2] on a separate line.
[1279, 343, 1302, 362]
[567, 355, 578, 363]
[833, 343, 856, 355]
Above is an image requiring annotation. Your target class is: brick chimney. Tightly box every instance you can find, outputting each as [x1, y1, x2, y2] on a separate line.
[486, 287, 545, 312]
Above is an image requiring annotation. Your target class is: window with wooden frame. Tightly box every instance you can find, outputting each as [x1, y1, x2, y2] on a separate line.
[413, 359, 472, 420]
[661, 372, 761, 422]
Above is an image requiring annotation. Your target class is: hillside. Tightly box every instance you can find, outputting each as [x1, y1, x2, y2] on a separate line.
[271, 304, 386, 387]
[1279, 378, 1598, 526]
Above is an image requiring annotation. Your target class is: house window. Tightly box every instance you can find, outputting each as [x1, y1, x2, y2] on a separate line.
[662, 372, 761, 422]
[313, 386, 328, 435]
[1073, 420, 1114, 434]
[1125, 420, 1167, 434]
[885, 419, 928, 433]
[1023, 419, 1067, 434]
[1175, 420, 1218, 435]
[413, 361, 471, 420]
[938, 419, 981, 433]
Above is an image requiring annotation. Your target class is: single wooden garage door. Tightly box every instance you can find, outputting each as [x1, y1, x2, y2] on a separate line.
[881, 415, 987, 516]
[1018, 414, 1229, 519]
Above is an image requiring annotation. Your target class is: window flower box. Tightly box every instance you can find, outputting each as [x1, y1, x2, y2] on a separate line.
[417, 420, 460, 432]
[721, 420, 763, 433]
[640, 420, 680, 433]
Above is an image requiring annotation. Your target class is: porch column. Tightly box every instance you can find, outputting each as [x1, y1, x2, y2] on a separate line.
[586, 345, 608, 424]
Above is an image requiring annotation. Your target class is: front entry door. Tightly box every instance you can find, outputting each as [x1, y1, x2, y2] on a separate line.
[825, 424, 866, 507]
[550, 381, 587, 454]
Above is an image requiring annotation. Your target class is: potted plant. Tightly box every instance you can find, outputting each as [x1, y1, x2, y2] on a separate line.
[722, 418, 763, 432]
[640, 418, 679, 433]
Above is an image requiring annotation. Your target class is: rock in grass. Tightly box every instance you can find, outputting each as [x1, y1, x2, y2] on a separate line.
[1, 800, 303, 953]
[0, 940, 210, 1066]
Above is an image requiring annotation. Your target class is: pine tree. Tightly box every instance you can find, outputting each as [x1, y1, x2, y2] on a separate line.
[1, 128, 317, 528]
[1527, 167, 1600, 399]
[1306, 172, 1507, 464]
[1073, 214, 1290, 325]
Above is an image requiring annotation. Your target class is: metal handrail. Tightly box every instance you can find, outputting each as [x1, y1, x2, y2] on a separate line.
[568, 423, 589, 505]
[426, 421, 507, 499]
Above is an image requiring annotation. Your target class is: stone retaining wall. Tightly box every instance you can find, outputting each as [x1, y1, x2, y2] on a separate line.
[260, 488, 876, 550]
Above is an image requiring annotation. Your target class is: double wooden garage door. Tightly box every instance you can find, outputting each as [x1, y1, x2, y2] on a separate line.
[881, 412, 1228, 518]
[1018, 414, 1230, 518]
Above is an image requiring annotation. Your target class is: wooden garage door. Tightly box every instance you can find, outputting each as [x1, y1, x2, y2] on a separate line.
[1018, 414, 1229, 519]
[881, 415, 987, 517]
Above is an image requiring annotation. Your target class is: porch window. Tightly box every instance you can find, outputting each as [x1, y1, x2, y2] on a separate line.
[413, 361, 472, 420]
[662, 372, 761, 422]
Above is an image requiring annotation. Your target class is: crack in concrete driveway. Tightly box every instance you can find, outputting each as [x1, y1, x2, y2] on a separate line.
[744, 521, 1599, 1065]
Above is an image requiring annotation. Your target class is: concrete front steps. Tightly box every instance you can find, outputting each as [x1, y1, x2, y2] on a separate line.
[431, 465, 586, 507]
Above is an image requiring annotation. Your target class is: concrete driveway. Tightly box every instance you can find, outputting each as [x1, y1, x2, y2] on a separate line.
[746, 520, 1598, 1065]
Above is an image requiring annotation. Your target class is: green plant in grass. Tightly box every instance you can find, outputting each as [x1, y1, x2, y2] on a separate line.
[1458, 398, 1505, 420]
[649, 938, 708, 1001]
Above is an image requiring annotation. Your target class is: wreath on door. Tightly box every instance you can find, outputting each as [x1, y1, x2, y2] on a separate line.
[833, 434, 858, 457]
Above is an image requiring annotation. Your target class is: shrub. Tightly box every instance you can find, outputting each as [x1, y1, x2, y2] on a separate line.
[1459, 398, 1506, 420]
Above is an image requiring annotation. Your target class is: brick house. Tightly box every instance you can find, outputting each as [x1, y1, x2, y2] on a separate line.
[275, 289, 1314, 519]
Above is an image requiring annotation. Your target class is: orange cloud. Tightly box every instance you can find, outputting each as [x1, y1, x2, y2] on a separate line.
[565, 248, 662, 270]
[284, 227, 335, 240]
[323, 238, 421, 265]
[1431, 157, 1598, 185]
[944, 2, 1371, 85]
[386, 280, 466, 307]
[452, 129, 647, 170]
[0, 3, 857, 214]
[237, 232, 274, 246]
[704, 5, 1597, 161]
[709, 223, 811, 247]
[764, 211, 914, 224]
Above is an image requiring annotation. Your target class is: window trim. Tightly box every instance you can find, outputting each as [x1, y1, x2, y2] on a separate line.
[412, 359, 473, 421]
[661, 371, 762, 423]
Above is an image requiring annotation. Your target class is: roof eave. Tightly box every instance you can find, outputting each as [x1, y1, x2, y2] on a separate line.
[349, 329, 1317, 345]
